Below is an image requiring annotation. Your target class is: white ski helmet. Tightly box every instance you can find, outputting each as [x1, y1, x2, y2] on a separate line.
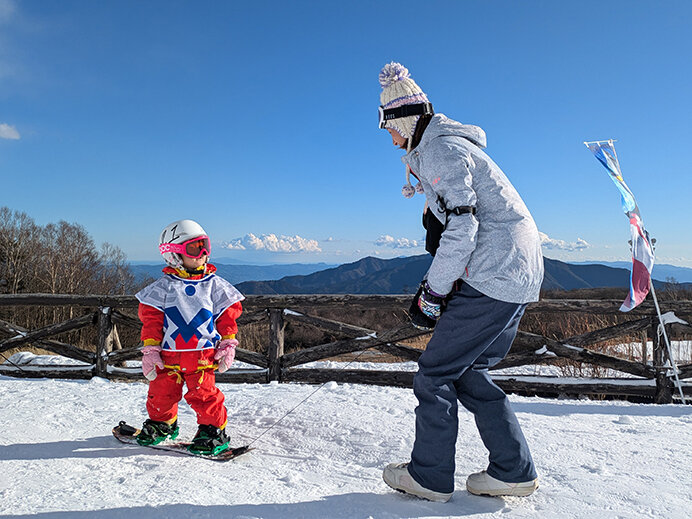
[158, 219, 209, 268]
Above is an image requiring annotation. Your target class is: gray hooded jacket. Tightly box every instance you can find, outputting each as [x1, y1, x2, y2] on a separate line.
[403, 114, 543, 304]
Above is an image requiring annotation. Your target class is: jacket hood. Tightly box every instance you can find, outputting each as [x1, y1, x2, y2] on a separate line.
[417, 113, 487, 150]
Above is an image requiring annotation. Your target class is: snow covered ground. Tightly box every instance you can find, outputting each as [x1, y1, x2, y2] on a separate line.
[1, 371, 691, 518]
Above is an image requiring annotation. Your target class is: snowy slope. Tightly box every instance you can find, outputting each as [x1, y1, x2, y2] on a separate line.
[1, 374, 691, 518]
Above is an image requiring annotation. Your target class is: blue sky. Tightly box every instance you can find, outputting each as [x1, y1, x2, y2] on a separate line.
[1, 0, 690, 267]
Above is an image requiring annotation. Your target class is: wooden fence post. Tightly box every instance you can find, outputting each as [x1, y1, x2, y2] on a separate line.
[267, 309, 285, 382]
[96, 306, 115, 378]
[651, 321, 672, 404]
[641, 330, 648, 368]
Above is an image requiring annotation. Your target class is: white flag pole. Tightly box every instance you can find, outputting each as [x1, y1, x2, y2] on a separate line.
[609, 139, 620, 163]
[585, 139, 685, 402]
[648, 279, 687, 404]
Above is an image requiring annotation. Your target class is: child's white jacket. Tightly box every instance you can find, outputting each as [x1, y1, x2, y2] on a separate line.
[136, 272, 244, 351]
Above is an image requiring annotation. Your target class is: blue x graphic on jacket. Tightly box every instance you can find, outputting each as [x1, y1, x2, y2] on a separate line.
[163, 307, 216, 348]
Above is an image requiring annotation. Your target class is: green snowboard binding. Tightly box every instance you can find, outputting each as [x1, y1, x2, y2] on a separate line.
[136, 419, 180, 446]
[188, 424, 230, 455]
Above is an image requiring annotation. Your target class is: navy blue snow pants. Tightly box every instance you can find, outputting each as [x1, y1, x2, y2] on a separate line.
[407, 283, 537, 494]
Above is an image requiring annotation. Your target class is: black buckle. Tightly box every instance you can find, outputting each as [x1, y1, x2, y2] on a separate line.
[449, 206, 476, 216]
[436, 195, 476, 216]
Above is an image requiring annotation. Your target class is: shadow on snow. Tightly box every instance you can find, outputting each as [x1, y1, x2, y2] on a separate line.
[0, 435, 196, 462]
[511, 399, 692, 418]
[0, 493, 506, 519]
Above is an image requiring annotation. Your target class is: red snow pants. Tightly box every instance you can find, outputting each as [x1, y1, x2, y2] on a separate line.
[146, 349, 227, 428]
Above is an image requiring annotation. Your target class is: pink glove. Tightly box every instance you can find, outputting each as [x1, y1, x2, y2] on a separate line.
[141, 345, 164, 381]
[214, 339, 238, 373]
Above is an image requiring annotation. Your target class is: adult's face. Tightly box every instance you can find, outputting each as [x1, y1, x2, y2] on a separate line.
[386, 127, 408, 149]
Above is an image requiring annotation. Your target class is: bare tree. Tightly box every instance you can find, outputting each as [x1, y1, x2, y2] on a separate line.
[661, 276, 692, 301]
[38, 221, 101, 294]
[0, 207, 41, 294]
[0, 209, 138, 297]
[95, 242, 137, 295]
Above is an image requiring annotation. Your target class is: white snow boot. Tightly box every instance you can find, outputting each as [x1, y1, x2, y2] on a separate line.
[466, 470, 538, 497]
[382, 462, 452, 503]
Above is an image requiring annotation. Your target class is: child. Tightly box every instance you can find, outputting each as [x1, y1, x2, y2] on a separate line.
[135, 219, 244, 455]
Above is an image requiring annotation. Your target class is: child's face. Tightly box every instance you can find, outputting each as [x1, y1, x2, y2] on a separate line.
[181, 253, 207, 270]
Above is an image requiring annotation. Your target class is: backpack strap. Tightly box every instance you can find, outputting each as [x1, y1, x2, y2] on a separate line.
[435, 195, 476, 217]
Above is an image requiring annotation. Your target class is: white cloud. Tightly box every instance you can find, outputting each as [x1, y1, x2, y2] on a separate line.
[223, 233, 321, 253]
[0, 123, 20, 140]
[375, 235, 421, 249]
[539, 232, 590, 251]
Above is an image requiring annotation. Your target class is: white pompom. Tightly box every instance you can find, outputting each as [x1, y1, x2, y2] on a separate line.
[402, 183, 415, 198]
[379, 62, 410, 88]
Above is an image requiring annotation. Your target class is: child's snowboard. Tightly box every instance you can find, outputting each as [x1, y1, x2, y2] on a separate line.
[112, 421, 253, 462]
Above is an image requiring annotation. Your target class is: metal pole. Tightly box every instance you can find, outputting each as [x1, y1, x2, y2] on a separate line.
[649, 280, 687, 404]
[267, 308, 285, 382]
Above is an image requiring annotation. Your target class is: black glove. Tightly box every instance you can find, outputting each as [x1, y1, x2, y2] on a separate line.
[408, 282, 445, 331]
[418, 281, 446, 319]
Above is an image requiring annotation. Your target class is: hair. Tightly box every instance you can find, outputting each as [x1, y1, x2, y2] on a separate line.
[407, 113, 433, 151]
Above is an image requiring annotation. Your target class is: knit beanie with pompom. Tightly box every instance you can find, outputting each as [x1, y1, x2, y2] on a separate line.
[379, 62, 430, 198]
[379, 62, 430, 146]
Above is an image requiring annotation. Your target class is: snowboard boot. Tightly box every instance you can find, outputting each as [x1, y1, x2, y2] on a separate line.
[466, 470, 538, 497]
[383, 462, 453, 502]
[136, 419, 179, 446]
[189, 424, 230, 455]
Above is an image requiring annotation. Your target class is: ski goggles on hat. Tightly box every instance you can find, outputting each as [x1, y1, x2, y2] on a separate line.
[159, 236, 211, 258]
[378, 102, 434, 129]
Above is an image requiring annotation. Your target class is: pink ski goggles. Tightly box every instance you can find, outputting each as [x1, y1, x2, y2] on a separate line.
[159, 235, 211, 259]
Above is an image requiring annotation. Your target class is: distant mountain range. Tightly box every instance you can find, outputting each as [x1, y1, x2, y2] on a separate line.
[570, 261, 692, 284]
[234, 255, 692, 295]
[237, 256, 431, 295]
[129, 262, 337, 285]
[128, 256, 692, 295]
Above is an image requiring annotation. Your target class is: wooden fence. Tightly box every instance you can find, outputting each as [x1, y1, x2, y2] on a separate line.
[0, 294, 691, 403]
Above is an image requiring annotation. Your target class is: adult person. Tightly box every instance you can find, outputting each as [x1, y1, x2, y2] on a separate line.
[377, 62, 544, 502]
